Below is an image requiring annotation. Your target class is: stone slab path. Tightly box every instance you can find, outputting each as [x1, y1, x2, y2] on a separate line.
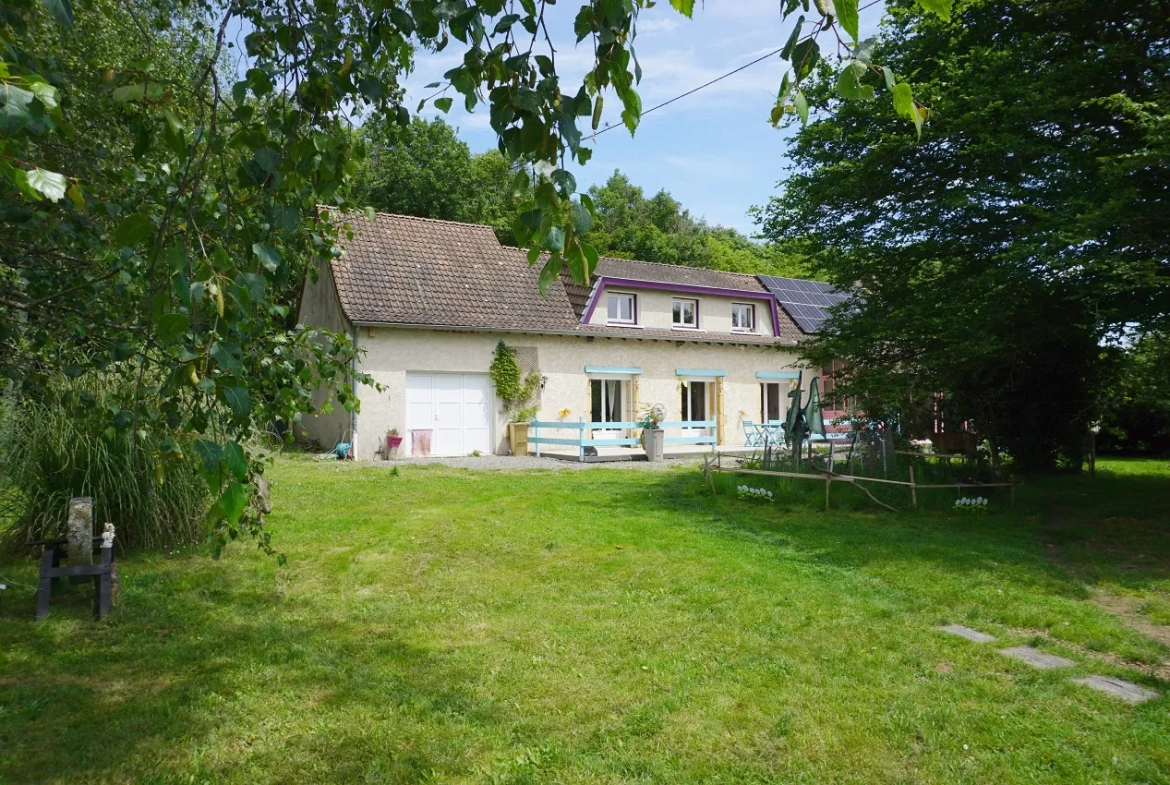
[999, 646, 1076, 669]
[940, 625, 1162, 704]
[939, 624, 996, 643]
[1073, 676, 1159, 704]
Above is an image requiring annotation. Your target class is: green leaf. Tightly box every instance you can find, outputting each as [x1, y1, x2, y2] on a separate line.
[892, 81, 923, 138]
[40, 0, 74, 27]
[914, 0, 952, 20]
[112, 83, 147, 103]
[781, 17, 805, 61]
[538, 256, 561, 293]
[159, 437, 183, 456]
[836, 61, 875, 101]
[0, 84, 35, 134]
[212, 482, 248, 526]
[545, 225, 565, 252]
[193, 439, 223, 479]
[223, 441, 248, 482]
[550, 169, 576, 196]
[794, 91, 809, 125]
[790, 38, 821, 80]
[156, 313, 189, 344]
[114, 214, 154, 248]
[434, 96, 453, 113]
[669, 0, 695, 17]
[26, 169, 67, 202]
[66, 182, 86, 210]
[882, 66, 896, 90]
[835, 0, 859, 44]
[570, 201, 592, 234]
[252, 242, 282, 272]
[162, 110, 186, 157]
[222, 386, 252, 421]
[28, 81, 58, 110]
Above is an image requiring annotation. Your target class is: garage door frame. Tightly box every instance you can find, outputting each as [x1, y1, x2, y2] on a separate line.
[405, 372, 494, 457]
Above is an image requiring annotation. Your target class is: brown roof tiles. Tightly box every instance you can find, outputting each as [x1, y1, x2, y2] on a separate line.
[321, 209, 799, 346]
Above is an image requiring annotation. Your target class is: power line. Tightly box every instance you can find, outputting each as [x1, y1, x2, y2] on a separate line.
[583, 45, 783, 141]
[582, 4, 886, 142]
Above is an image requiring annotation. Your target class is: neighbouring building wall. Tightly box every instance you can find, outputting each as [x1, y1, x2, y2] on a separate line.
[296, 256, 356, 450]
[351, 326, 811, 460]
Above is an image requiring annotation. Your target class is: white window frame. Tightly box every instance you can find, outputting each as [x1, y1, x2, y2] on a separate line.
[672, 297, 698, 329]
[679, 376, 715, 436]
[761, 382, 783, 424]
[606, 292, 637, 325]
[732, 302, 756, 332]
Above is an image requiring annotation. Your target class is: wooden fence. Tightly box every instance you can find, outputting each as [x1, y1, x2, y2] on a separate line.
[702, 449, 1016, 512]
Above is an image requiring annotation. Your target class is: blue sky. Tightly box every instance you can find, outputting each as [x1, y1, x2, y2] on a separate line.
[401, 1, 887, 235]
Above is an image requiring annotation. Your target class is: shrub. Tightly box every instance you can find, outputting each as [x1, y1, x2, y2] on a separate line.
[0, 379, 209, 551]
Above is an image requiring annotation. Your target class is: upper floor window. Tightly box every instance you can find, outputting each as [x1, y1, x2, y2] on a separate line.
[672, 298, 698, 329]
[607, 292, 636, 325]
[732, 303, 755, 332]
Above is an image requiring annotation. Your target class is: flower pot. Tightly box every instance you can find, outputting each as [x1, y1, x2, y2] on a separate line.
[508, 421, 530, 456]
[386, 435, 403, 457]
[641, 427, 664, 462]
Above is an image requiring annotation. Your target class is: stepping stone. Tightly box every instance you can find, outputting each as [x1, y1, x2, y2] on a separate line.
[999, 646, 1075, 669]
[1073, 675, 1159, 704]
[939, 624, 996, 643]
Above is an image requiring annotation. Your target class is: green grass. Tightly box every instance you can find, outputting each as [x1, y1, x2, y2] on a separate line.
[1, 457, 1169, 783]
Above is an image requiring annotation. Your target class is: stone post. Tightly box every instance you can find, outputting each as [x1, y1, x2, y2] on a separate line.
[66, 496, 93, 566]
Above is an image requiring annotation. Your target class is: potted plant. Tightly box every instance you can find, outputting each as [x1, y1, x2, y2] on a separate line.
[638, 403, 666, 462]
[386, 428, 403, 456]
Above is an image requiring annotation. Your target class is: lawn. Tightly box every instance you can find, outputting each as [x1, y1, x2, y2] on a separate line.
[1, 457, 1169, 784]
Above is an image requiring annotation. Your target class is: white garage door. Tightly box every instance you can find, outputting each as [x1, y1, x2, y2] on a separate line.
[405, 373, 493, 456]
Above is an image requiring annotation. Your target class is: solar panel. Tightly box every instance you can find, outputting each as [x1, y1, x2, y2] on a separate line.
[757, 276, 850, 333]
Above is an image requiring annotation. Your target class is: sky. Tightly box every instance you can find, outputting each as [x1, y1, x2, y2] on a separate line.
[400, 1, 887, 235]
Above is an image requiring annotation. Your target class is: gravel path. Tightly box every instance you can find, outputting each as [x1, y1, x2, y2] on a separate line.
[374, 454, 706, 471]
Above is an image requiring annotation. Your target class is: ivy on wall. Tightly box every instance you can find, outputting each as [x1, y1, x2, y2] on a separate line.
[490, 342, 541, 421]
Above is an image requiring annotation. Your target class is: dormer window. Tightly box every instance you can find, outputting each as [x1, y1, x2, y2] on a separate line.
[672, 298, 698, 329]
[732, 303, 755, 332]
[607, 292, 636, 325]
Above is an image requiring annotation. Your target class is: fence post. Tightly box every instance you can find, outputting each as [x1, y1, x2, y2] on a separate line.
[534, 421, 541, 457]
[825, 475, 831, 511]
[578, 416, 586, 462]
[909, 465, 917, 509]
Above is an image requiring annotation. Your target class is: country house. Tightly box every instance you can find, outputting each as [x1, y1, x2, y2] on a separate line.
[297, 210, 848, 459]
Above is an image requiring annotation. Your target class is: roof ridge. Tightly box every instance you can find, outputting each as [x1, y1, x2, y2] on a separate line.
[317, 205, 502, 233]
[598, 255, 768, 282]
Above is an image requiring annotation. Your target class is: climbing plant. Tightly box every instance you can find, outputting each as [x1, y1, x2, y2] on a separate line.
[490, 341, 540, 420]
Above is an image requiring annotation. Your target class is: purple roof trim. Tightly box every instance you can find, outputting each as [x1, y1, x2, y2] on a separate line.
[581, 276, 782, 337]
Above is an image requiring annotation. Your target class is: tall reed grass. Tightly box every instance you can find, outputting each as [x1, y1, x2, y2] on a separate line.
[0, 379, 208, 551]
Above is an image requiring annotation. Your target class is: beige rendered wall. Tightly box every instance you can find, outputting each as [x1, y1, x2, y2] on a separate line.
[585, 288, 776, 338]
[352, 326, 811, 460]
[295, 257, 356, 450]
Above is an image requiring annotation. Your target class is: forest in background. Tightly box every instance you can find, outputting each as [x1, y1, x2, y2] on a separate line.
[353, 116, 813, 278]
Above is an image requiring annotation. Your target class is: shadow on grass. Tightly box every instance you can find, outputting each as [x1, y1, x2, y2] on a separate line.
[609, 462, 1170, 597]
[0, 559, 497, 783]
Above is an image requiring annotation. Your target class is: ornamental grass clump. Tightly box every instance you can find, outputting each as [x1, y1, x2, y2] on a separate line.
[737, 485, 774, 502]
[953, 496, 990, 515]
[0, 378, 208, 551]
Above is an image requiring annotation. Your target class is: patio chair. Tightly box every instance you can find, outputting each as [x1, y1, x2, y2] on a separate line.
[743, 420, 764, 447]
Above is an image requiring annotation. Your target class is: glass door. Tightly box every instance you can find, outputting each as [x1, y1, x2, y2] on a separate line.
[591, 378, 629, 439]
[680, 380, 711, 436]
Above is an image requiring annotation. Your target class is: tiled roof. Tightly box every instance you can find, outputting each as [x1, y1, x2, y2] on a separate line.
[325, 210, 579, 331]
[321, 209, 800, 345]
